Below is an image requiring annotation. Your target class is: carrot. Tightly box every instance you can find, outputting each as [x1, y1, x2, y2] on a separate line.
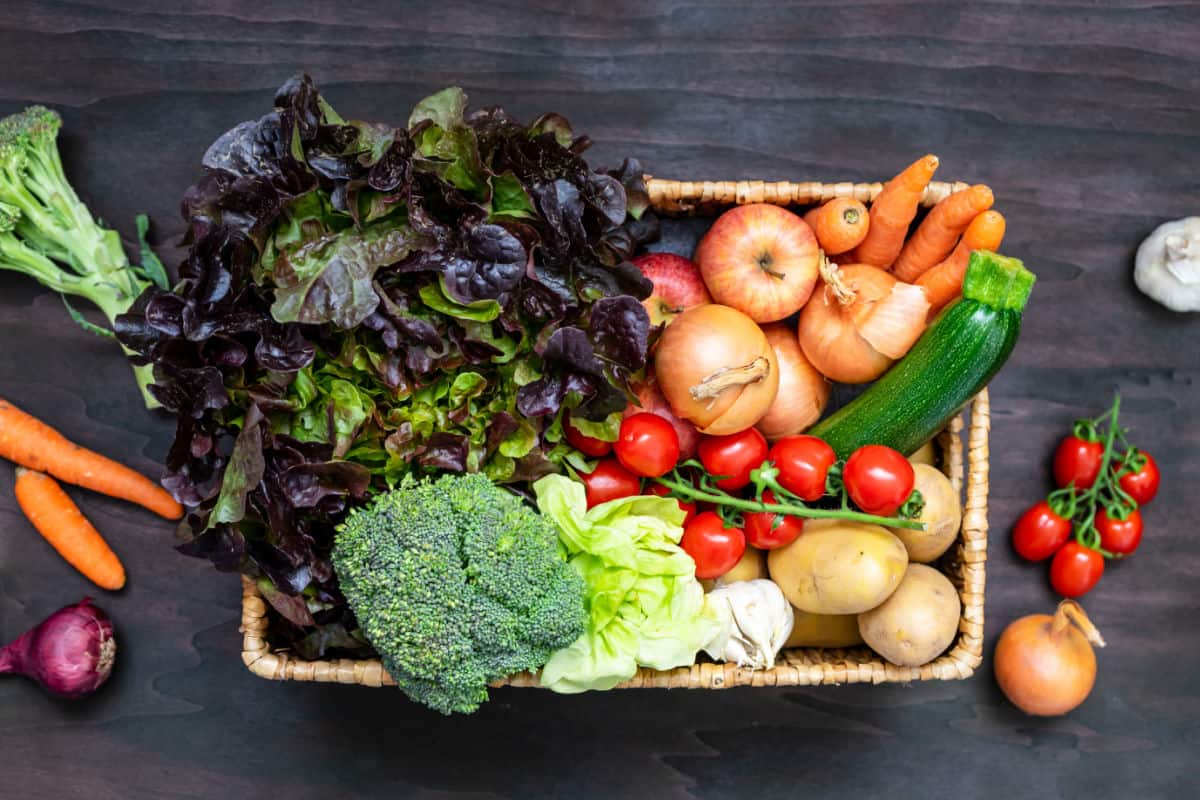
[892, 184, 994, 282]
[0, 398, 182, 520]
[806, 197, 870, 255]
[803, 205, 822, 230]
[14, 467, 126, 591]
[917, 210, 1007, 314]
[848, 154, 940, 269]
[962, 209, 1006, 252]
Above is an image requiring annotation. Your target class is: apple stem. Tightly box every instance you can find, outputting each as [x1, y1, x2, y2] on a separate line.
[689, 356, 770, 401]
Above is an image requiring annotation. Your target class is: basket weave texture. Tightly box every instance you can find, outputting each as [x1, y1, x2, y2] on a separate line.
[240, 178, 990, 690]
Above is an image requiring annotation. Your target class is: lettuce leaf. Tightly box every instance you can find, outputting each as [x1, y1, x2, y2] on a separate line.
[533, 475, 721, 693]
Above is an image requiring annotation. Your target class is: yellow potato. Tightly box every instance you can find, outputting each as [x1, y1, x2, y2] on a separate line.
[858, 564, 961, 667]
[889, 463, 961, 563]
[701, 546, 767, 591]
[784, 610, 864, 649]
[767, 519, 908, 614]
[908, 439, 937, 466]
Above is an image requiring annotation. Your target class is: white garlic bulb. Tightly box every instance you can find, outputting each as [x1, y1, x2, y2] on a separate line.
[702, 579, 794, 670]
[1135, 217, 1200, 312]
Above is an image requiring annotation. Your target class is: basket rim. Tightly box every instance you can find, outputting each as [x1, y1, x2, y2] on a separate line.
[238, 175, 991, 690]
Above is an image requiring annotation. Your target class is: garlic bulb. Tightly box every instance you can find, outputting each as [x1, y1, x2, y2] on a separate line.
[702, 579, 794, 670]
[1135, 217, 1200, 312]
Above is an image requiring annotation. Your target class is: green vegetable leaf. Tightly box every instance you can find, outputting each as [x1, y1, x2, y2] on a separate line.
[210, 407, 266, 526]
[60, 294, 115, 339]
[418, 280, 501, 322]
[533, 475, 721, 693]
[135, 214, 170, 290]
[408, 87, 468, 130]
[272, 225, 427, 328]
[489, 173, 536, 220]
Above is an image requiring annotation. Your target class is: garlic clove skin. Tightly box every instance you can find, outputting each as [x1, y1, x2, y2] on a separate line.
[702, 579, 795, 670]
[1135, 217, 1200, 312]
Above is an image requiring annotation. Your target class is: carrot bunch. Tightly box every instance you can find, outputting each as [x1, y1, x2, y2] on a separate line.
[1, 398, 183, 591]
[802, 155, 1006, 314]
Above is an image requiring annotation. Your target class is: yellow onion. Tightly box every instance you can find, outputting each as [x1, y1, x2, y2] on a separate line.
[797, 259, 929, 384]
[756, 323, 830, 441]
[994, 600, 1105, 716]
[655, 304, 779, 435]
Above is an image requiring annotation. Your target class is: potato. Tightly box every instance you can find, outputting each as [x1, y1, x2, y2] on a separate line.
[784, 610, 864, 649]
[889, 463, 961, 563]
[701, 546, 767, 591]
[858, 564, 961, 667]
[767, 519, 908, 614]
[908, 439, 937, 466]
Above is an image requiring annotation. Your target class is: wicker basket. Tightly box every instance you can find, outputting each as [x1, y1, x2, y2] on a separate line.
[240, 177, 990, 690]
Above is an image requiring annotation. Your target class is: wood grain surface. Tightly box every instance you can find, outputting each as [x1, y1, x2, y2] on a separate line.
[1, 2, 1197, 798]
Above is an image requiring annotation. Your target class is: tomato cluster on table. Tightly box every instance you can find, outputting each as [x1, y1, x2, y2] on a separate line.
[1011, 397, 1160, 598]
[571, 413, 919, 581]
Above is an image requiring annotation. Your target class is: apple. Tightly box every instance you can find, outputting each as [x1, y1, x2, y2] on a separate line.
[694, 203, 820, 323]
[624, 367, 700, 459]
[633, 253, 712, 326]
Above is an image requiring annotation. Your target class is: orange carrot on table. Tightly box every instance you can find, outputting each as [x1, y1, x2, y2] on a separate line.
[14, 467, 126, 591]
[917, 210, 1007, 315]
[0, 398, 182, 520]
[892, 184, 994, 282]
[848, 154, 939, 269]
[806, 197, 870, 255]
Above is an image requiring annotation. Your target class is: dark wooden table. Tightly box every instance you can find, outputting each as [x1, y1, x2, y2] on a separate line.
[2, 2, 1197, 798]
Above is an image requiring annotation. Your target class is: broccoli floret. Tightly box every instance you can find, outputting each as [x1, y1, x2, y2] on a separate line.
[1, 106, 161, 407]
[333, 473, 587, 714]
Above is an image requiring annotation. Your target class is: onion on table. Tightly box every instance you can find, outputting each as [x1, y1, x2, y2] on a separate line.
[994, 600, 1105, 716]
[798, 260, 929, 384]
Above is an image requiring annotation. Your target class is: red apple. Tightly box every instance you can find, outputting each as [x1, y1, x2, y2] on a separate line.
[633, 253, 712, 325]
[694, 203, 820, 323]
[624, 368, 700, 459]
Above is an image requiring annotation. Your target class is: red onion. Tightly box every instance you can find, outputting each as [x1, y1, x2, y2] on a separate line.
[0, 598, 116, 699]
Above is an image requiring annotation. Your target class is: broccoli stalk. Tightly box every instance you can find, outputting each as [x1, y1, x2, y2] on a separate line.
[333, 474, 587, 714]
[0, 106, 165, 408]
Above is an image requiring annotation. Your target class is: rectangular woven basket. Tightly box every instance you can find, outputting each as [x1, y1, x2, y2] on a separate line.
[240, 177, 991, 690]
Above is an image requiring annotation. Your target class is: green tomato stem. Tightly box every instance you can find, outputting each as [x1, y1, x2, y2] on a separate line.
[653, 474, 927, 531]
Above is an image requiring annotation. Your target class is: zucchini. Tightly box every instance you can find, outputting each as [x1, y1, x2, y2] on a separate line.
[809, 251, 1034, 457]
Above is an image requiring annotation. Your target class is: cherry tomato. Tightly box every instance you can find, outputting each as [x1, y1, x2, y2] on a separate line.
[614, 413, 680, 478]
[698, 428, 768, 491]
[768, 435, 836, 501]
[1053, 435, 1103, 490]
[1117, 451, 1160, 505]
[645, 482, 698, 525]
[1096, 508, 1143, 555]
[564, 416, 612, 457]
[743, 490, 805, 549]
[680, 511, 746, 579]
[1012, 500, 1073, 562]
[842, 445, 915, 517]
[578, 459, 640, 509]
[1050, 541, 1105, 598]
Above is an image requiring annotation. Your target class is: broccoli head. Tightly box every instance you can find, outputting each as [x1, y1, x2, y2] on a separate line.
[332, 473, 587, 714]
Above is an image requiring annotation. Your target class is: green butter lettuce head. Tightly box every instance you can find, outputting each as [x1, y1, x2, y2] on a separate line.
[532, 475, 721, 693]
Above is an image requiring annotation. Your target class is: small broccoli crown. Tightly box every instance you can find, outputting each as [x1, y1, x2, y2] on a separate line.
[0, 106, 61, 149]
[333, 473, 586, 715]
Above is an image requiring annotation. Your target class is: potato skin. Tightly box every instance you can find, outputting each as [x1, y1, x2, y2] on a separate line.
[890, 463, 961, 563]
[858, 564, 961, 667]
[701, 546, 767, 591]
[767, 519, 908, 614]
[784, 610, 864, 648]
[908, 440, 937, 466]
